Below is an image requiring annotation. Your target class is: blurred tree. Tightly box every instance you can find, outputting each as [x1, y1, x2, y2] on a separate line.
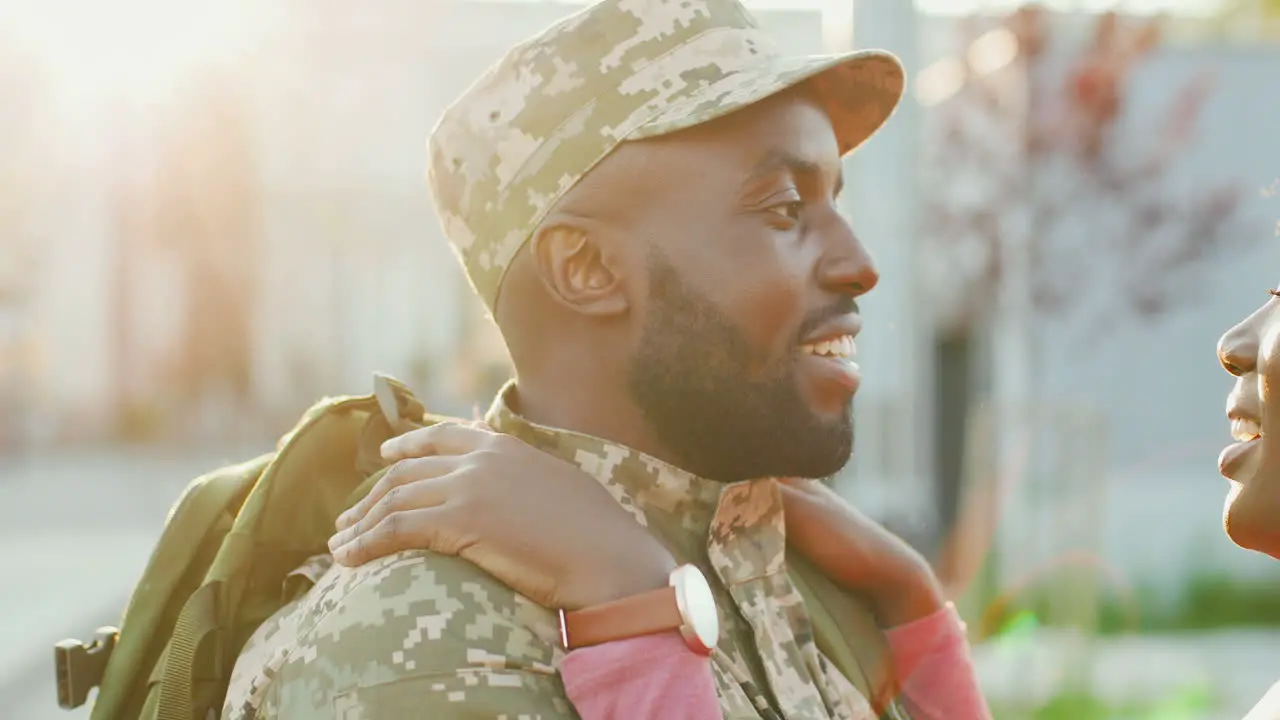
[164, 74, 259, 440]
[920, 6, 1247, 582]
[113, 71, 260, 442]
[923, 6, 1241, 340]
[1211, 0, 1280, 41]
[0, 45, 47, 450]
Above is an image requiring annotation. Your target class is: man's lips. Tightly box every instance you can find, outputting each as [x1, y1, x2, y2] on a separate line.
[796, 313, 862, 395]
[799, 314, 861, 347]
[797, 345, 860, 392]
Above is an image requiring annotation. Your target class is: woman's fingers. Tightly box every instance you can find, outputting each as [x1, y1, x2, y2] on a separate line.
[335, 455, 453, 531]
[332, 506, 455, 567]
[380, 421, 493, 463]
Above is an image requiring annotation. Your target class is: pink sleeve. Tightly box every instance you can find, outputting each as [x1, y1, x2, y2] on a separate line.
[557, 605, 990, 720]
[560, 632, 722, 720]
[883, 603, 991, 720]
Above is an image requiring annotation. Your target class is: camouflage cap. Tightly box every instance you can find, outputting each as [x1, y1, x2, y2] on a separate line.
[427, 0, 905, 313]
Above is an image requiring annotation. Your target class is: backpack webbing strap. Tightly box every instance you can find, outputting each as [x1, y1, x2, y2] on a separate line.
[87, 461, 267, 720]
[155, 581, 222, 720]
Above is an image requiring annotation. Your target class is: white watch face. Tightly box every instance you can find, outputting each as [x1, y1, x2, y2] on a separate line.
[673, 565, 719, 651]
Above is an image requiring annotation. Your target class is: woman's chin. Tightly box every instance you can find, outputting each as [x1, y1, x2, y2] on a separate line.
[1223, 479, 1280, 559]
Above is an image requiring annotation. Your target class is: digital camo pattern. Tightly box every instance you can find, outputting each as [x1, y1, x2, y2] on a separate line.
[222, 549, 572, 719]
[222, 381, 879, 719]
[426, 0, 904, 313]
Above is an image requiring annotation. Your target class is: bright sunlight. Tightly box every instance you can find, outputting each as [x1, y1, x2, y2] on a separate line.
[5, 0, 271, 103]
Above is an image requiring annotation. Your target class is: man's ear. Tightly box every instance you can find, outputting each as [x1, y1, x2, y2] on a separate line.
[529, 217, 629, 317]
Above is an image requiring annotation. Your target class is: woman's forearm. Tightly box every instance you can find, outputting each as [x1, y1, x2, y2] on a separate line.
[558, 603, 990, 720]
[561, 632, 722, 719]
[883, 603, 991, 720]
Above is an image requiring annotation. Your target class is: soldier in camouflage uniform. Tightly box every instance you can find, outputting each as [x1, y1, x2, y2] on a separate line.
[221, 0, 913, 717]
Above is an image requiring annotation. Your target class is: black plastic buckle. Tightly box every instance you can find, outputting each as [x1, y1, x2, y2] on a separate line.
[54, 626, 119, 709]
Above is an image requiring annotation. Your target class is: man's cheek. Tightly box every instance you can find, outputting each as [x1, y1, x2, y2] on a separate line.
[742, 281, 803, 345]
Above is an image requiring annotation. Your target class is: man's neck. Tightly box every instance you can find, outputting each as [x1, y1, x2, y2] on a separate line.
[508, 381, 679, 469]
[486, 379, 728, 565]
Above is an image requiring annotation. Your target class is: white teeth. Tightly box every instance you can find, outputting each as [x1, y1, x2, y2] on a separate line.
[801, 335, 855, 359]
[1231, 418, 1263, 442]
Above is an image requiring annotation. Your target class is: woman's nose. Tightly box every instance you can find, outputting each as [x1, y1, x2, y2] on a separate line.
[1218, 319, 1259, 377]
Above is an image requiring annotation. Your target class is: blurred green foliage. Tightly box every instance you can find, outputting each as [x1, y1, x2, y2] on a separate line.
[978, 569, 1280, 637]
[988, 681, 1216, 720]
[1150, 572, 1280, 632]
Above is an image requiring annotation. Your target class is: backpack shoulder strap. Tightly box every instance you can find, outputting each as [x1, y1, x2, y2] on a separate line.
[59, 377, 435, 720]
[790, 553, 914, 719]
[146, 377, 430, 720]
[82, 455, 272, 720]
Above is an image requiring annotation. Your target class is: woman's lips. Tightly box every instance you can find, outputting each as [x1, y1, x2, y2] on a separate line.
[1219, 436, 1262, 480]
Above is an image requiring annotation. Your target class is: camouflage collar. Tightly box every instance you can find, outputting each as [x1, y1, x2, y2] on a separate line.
[484, 380, 729, 558]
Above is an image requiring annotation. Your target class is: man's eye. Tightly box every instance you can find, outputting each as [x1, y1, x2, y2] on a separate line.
[765, 201, 804, 222]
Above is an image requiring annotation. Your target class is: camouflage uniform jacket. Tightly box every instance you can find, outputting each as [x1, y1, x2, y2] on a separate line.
[221, 383, 879, 719]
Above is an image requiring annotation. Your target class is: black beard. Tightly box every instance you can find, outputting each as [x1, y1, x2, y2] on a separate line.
[626, 254, 853, 483]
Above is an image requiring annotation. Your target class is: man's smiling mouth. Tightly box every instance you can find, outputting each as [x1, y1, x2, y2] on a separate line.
[796, 333, 861, 395]
[799, 334, 855, 359]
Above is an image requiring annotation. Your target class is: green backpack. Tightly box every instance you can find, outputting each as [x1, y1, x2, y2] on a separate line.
[55, 375, 908, 719]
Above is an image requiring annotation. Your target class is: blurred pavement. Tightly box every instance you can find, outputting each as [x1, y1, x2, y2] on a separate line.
[0, 445, 267, 719]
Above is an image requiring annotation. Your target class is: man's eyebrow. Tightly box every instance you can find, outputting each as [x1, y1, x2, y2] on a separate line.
[743, 149, 844, 197]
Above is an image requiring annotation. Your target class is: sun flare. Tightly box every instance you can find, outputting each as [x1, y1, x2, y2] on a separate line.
[7, 0, 269, 102]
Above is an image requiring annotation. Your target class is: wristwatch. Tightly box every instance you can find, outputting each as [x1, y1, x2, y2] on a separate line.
[558, 564, 719, 655]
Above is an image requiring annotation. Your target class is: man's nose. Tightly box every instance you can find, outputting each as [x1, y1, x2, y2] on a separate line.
[816, 217, 878, 298]
[1218, 319, 1258, 377]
